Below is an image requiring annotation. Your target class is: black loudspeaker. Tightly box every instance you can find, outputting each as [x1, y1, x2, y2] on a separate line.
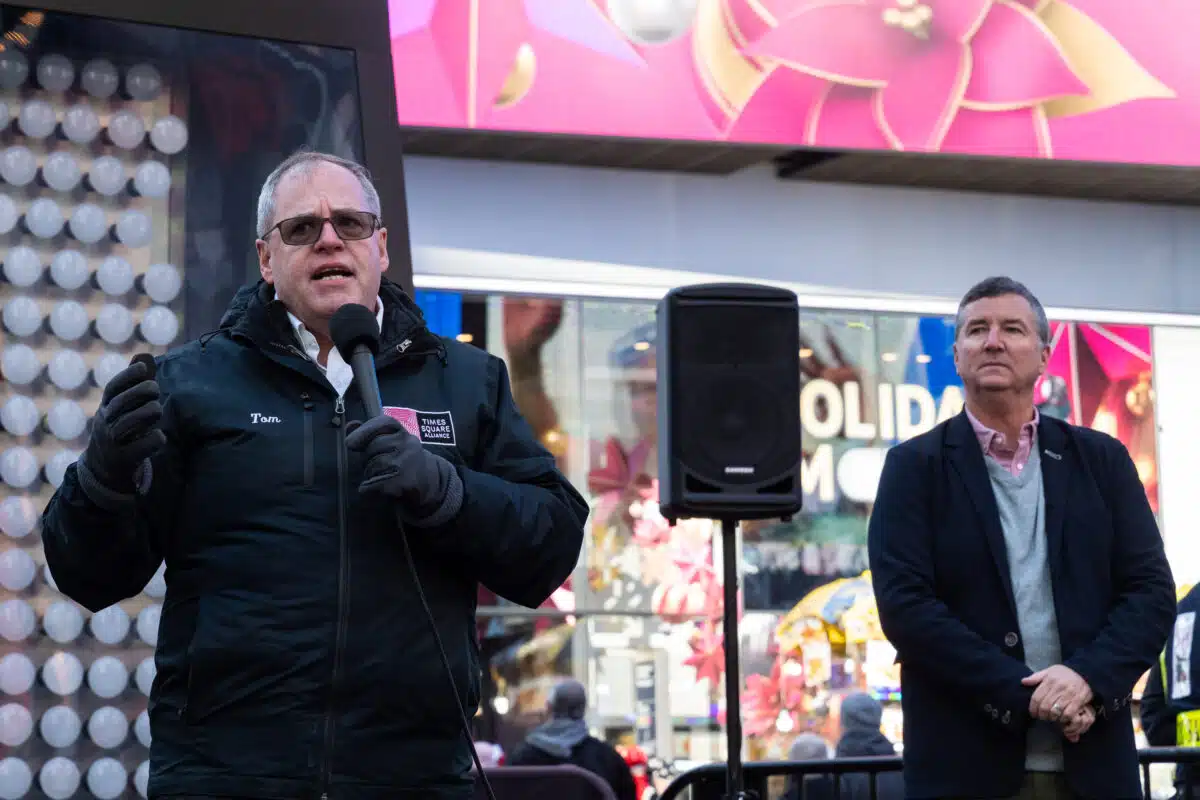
[656, 283, 803, 524]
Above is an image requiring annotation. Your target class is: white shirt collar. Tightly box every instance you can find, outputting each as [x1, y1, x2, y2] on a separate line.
[286, 297, 385, 352]
[285, 297, 384, 397]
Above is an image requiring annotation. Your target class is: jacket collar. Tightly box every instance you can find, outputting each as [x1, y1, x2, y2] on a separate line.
[217, 277, 437, 359]
[944, 405, 1069, 456]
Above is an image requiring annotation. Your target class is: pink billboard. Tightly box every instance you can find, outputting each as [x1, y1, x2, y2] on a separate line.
[389, 0, 1200, 165]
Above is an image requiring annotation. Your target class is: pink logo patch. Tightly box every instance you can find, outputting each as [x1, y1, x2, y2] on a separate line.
[384, 406, 420, 437]
[383, 406, 457, 446]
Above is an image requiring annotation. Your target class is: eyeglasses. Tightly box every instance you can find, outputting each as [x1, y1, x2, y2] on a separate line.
[264, 210, 381, 246]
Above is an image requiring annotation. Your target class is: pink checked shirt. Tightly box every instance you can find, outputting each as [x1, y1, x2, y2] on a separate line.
[966, 407, 1040, 477]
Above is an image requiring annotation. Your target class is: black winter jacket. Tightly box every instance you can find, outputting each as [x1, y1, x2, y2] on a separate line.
[41, 279, 588, 799]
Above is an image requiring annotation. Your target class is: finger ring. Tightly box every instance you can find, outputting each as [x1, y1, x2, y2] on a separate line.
[1052, 703, 1062, 714]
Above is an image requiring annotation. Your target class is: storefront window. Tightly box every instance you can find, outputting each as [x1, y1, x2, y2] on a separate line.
[576, 299, 732, 766]
[1041, 321, 1158, 511]
[473, 296, 730, 764]
[742, 312, 878, 614]
[484, 295, 584, 472]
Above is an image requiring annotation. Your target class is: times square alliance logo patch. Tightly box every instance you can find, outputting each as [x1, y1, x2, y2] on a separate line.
[383, 406, 456, 446]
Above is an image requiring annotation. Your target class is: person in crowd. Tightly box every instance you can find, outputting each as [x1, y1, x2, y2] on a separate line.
[40, 150, 588, 799]
[507, 679, 638, 800]
[868, 275, 1175, 798]
[831, 693, 903, 800]
[781, 732, 834, 800]
[471, 741, 505, 769]
[1141, 583, 1200, 798]
[614, 743, 653, 800]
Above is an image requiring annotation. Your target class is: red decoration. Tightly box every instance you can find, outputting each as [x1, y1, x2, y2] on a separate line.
[741, 661, 785, 737]
[587, 437, 654, 527]
[683, 621, 725, 687]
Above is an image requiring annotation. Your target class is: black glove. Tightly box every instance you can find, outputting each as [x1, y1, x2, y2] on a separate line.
[77, 359, 166, 505]
[345, 415, 464, 528]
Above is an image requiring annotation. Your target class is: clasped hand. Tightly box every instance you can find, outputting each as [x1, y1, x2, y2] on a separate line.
[1022, 664, 1095, 742]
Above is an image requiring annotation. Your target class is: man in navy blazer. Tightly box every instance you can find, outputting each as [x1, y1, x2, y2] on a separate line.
[868, 276, 1175, 799]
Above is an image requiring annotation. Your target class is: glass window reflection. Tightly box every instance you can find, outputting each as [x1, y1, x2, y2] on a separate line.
[577, 298, 724, 720]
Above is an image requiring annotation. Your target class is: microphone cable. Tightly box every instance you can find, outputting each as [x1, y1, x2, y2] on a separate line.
[396, 515, 498, 800]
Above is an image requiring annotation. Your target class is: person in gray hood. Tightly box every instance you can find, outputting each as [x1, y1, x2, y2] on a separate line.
[508, 679, 638, 800]
[834, 693, 904, 800]
[782, 733, 835, 800]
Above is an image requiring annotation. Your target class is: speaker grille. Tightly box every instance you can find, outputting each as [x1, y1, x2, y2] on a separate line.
[671, 301, 799, 487]
[674, 303, 796, 366]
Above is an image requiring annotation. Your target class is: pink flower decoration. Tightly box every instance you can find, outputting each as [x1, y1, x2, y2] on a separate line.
[587, 437, 653, 527]
[741, 664, 784, 737]
[724, 66, 826, 144]
[777, 658, 807, 711]
[632, 514, 671, 548]
[391, 0, 641, 129]
[653, 543, 724, 619]
[805, 85, 893, 148]
[653, 582, 710, 618]
[683, 621, 725, 686]
[942, 107, 1052, 157]
[627, 34, 726, 136]
[744, 0, 1086, 150]
[587, 438, 632, 494]
[591, 492, 621, 530]
[672, 543, 715, 587]
[961, 1, 1083, 109]
[703, 578, 726, 620]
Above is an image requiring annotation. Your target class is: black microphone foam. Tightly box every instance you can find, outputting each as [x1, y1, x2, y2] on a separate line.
[330, 303, 380, 364]
[130, 353, 157, 379]
[330, 303, 384, 418]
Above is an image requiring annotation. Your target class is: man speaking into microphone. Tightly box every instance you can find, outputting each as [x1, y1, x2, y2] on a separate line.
[40, 150, 588, 800]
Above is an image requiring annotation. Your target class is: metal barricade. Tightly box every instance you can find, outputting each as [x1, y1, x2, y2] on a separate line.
[657, 748, 1200, 800]
[1140, 746, 1200, 799]
[474, 764, 619, 800]
[659, 755, 902, 800]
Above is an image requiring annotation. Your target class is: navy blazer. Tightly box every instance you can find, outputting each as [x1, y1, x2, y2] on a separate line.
[867, 412, 1174, 799]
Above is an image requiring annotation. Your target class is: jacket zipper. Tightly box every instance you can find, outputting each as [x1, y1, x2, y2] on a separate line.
[260, 335, 435, 798]
[269, 341, 307, 360]
[375, 343, 440, 370]
[302, 393, 315, 487]
[321, 395, 350, 797]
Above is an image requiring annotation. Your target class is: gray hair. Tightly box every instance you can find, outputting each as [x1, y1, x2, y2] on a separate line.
[954, 276, 1050, 346]
[255, 150, 382, 238]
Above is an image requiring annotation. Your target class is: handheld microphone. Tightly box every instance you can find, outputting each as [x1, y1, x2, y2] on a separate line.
[330, 303, 383, 418]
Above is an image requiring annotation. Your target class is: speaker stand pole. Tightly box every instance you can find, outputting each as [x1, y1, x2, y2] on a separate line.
[719, 517, 749, 800]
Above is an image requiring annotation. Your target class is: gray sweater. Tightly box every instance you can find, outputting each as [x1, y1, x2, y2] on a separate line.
[986, 448, 1064, 772]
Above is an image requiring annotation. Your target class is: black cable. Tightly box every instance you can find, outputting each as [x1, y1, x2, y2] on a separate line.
[397, 519, 498, 800]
